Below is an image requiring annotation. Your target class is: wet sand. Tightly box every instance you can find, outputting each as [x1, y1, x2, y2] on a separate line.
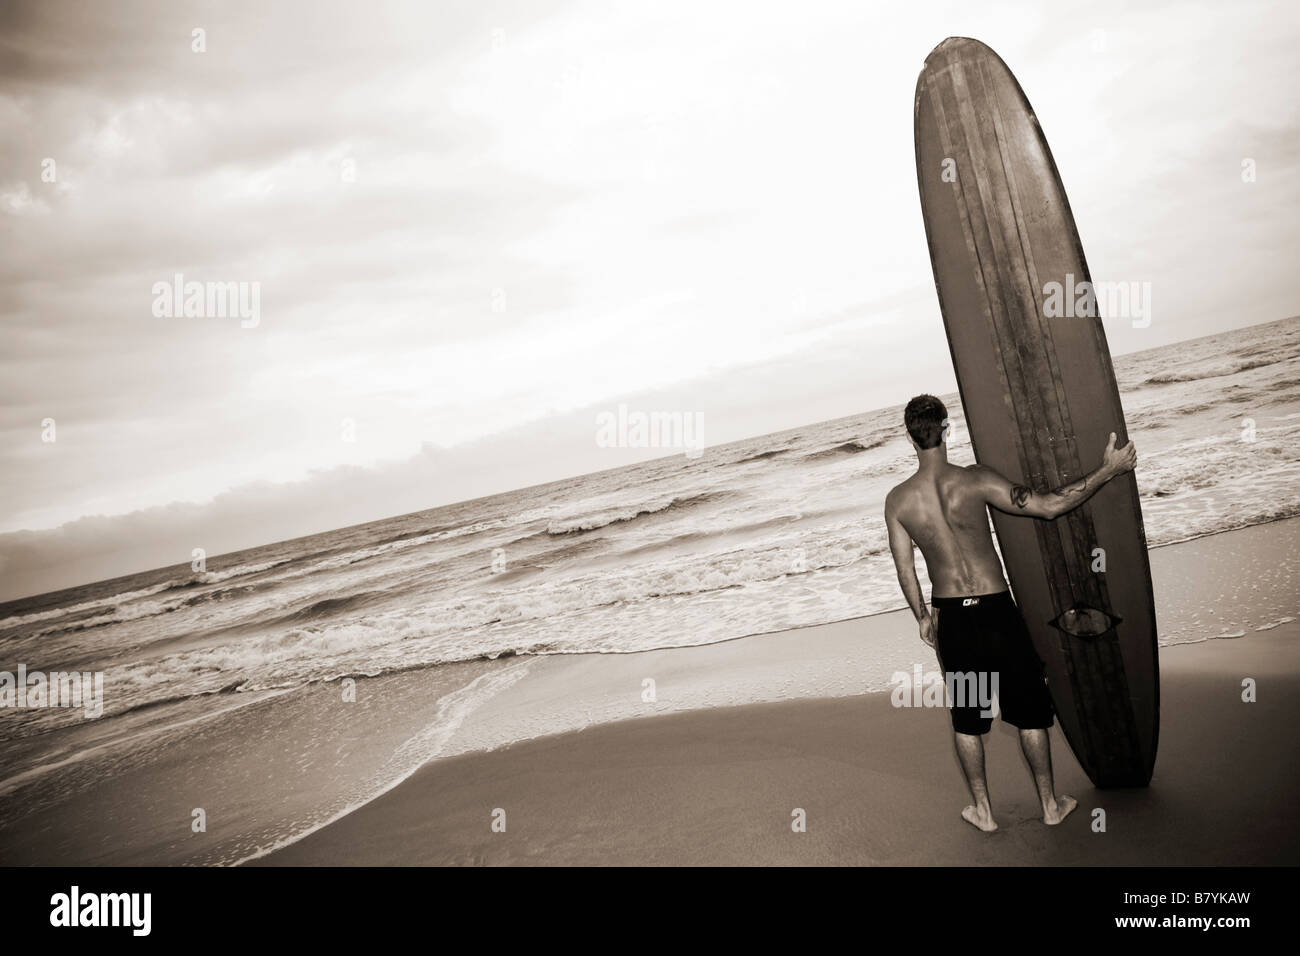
[259, 521, 1300, 866]
[5, 520, 1295, 866]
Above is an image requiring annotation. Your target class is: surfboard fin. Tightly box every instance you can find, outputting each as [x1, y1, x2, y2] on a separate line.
[1050, 606, 1123, 639]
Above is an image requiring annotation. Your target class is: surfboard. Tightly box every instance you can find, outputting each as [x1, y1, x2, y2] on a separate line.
[914, 37, 1159, 787]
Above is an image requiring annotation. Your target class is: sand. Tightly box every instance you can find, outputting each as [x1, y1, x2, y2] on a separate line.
[257, 520, 1300, 867]
[3, 519, 1294, 866]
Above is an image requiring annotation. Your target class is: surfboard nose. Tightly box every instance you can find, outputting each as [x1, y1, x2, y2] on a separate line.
[917, 37, 1010, 102]
[925, 36, 994, 63]
[935, 36, 982, 50]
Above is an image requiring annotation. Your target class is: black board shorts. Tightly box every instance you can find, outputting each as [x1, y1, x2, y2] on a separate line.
[932, 590, 1054, 735]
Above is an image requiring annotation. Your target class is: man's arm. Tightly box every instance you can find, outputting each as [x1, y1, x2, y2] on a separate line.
[885, 498, 936, 647]
[976, 432, 1137, 519]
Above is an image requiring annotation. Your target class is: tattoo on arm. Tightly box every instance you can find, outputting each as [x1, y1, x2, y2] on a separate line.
[1048, 476, 1089, 506]
[1000, 467, 1107, 519]
[1059, 477, 1088, 496]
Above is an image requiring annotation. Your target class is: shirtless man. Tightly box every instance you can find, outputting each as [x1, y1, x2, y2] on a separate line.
[884, 394, 1137, 832]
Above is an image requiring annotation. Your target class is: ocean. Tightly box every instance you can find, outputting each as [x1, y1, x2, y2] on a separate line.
[2, 314, 1299, 863]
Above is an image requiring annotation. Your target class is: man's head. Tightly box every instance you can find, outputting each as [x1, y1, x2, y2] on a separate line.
[904, 394, 948, 450]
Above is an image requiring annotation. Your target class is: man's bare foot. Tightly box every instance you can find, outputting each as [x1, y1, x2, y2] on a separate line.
[1042, 794, 1077, 825]
[961, 805, 998, 832]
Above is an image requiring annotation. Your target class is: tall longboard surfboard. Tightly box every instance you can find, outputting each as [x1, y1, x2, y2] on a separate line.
[914, 37, 1159, 787]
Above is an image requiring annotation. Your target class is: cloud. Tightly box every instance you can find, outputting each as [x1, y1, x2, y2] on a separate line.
[1, 0, 1297, 598]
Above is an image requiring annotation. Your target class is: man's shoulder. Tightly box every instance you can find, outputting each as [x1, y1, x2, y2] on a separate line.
[885, 473, 926, 512]
[954, 464, 1003, 502]
[884, 480, 910, 514]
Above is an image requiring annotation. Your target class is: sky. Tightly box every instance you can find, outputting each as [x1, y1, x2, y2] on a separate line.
[2, 0, 1298, 600]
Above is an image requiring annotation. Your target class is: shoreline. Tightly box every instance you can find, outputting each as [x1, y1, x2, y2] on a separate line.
[256, 625, 1300, 866]
[252, 518, 1300, 865]
[1, 516, 1295, 866]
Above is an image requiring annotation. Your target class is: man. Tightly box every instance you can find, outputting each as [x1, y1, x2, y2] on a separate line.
[884, 394, 1137, 832]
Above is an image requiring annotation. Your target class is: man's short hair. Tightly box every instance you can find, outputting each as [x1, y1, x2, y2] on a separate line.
[904, 394, 948, 449]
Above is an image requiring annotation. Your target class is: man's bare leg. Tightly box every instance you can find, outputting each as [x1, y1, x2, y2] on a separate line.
[953, 732, 997, 831]
[1018, 728, 1077, 824]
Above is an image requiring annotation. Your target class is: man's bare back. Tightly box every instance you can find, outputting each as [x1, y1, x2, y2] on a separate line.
[885, 463, 1007, 599]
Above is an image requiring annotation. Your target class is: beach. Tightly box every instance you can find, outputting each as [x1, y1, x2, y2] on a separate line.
[1, 512, 1297, 867]
[254, 517, 1300, 866]
[4, 0, 1300, 891]
[2, 11, 1298, 922]
[256, 628, 1300, 866]
[2, 515, 1297, 866]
